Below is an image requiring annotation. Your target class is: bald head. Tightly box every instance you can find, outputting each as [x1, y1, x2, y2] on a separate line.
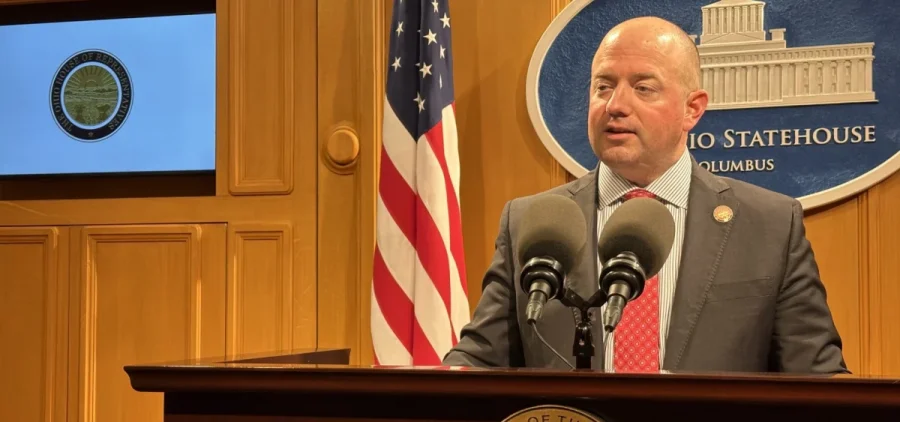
[586, 16, 710, 187]
[594, 16, 701, 94]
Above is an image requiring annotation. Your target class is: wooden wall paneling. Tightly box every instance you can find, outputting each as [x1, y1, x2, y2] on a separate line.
[551, 0, 574, 14]
[289, 0, 320, 352]
[858, 191, 875, 376]
[227, 0, 294, 195]
[550, 0, 575, 187]
[199, 224, 228, 359]
[316, 0, 382, 365]
[215, 0, 232, 196]
[803, 199, 862, 373]
[0, 227, 68, 422]
[0, 0, 294, 225]
[0, 195, 298, 227]
[452, 0, 560, 310]
[226, 223, 293, 357]
[354, 0, 384, 366]
[316, 0, 360, 364]
[866, 171, 900, 376]
[68, 224, 226, 422]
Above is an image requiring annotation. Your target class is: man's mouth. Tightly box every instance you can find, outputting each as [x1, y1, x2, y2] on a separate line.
[605, 127, 634, 134]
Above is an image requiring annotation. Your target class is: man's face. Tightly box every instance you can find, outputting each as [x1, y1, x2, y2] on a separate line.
[587, 32, 697, 180]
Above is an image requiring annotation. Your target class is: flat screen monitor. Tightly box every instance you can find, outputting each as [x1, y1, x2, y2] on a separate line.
[0, 3, 216, 177]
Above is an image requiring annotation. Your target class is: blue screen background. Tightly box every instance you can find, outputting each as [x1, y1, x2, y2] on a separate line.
[0, 13, 216, 176]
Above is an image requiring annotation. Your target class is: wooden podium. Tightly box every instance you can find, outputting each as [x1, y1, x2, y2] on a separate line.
[125, 349, 900, 422]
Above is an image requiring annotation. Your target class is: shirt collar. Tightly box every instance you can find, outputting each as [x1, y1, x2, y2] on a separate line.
[596, 147, 692, 209]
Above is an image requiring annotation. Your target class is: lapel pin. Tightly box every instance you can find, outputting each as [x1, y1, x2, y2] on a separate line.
[713, 205, 733, 223]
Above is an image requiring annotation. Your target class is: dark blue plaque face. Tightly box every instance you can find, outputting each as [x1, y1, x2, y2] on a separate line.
[526, 0, 900, 209]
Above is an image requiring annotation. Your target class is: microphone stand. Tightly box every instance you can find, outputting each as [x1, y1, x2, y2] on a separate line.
[558, 287, 607, 370]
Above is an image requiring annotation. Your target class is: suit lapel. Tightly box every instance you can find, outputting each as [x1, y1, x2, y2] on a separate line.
[560, 168, 603, 369]
[663, 160, 739, 370]
[564, 169, 600, 302]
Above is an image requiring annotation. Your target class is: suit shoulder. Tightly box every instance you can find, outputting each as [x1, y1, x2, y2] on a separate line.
[506, 173, 590, 212]
[712, 174, 799, 217]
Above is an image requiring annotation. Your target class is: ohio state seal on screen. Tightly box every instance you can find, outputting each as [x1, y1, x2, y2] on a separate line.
[50, 49, 133, 142]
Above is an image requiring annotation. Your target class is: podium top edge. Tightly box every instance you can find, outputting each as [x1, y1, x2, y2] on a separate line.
[123, 357, 900, 408]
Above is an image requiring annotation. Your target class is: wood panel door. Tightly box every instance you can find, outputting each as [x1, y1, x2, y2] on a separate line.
[66, 224, 226, 422]
[0, 227, 69, 422]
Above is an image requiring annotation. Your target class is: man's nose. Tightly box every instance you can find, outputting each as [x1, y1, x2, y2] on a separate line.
[605, 87, 632, 117]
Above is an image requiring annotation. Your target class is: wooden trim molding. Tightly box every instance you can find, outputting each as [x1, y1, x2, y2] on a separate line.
[858, 192, 874, 375]
[0, 227, 67, 422]
[315, 0, 385, 366]
[215, 0, 232, 196]
[865, 186, 884, 375]
[549, 0, 573, 187]
[356, 0, 386, 367]
[551, 0, 573, 14]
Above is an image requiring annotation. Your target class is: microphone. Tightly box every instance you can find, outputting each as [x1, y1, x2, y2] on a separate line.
[515, 194, 587, 324]
[597, 197, 675, 333]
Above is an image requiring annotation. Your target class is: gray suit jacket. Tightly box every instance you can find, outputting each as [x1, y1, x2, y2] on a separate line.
[443, 160, 848, 374]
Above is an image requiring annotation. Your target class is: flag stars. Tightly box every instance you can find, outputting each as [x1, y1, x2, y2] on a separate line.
[391, 57, 401, 71]
[414, 92, 426, 112]
[419, 62, 432, 78]
[439, 74, 443, 89]
[440, 13, 450, 28]
[424, 29, 437, 45]
[431, 0, 439, 12]
[396, 21, 403, 36]
[440, 45, 446, 59]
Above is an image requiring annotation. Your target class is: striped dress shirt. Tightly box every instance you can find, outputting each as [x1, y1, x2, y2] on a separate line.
[597, 148, 691, 372]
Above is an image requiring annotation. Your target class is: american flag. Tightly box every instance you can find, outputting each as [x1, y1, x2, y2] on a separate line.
[371, 0, 470, 365]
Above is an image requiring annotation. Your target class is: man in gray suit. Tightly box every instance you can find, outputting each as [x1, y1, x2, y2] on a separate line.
[442, 17, 848, 373]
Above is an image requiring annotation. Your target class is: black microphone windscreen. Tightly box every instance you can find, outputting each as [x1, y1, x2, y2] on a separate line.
[515, 194, 587, 272]
[598, 197, 675, 278]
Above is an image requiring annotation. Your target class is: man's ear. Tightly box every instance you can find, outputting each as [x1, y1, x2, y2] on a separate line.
[683, 89, 709, 132]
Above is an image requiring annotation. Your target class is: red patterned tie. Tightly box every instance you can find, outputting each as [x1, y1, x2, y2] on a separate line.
[613, 188, 660, 373]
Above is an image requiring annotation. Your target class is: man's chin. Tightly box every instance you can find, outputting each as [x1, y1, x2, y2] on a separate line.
[598, 147, 640, 167]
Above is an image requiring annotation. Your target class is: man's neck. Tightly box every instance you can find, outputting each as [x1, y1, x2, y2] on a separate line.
[609, 147, 687, 187]
[615, 166, 662, 187]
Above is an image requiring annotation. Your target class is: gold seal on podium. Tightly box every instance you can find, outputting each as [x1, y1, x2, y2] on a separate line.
[503, 405, 605, 422]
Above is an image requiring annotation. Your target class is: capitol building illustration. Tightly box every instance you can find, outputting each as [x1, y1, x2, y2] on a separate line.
[689, 0, 876, 110]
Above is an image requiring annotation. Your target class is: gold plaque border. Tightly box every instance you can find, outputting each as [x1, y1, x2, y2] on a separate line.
[502, 404, 606, 422]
